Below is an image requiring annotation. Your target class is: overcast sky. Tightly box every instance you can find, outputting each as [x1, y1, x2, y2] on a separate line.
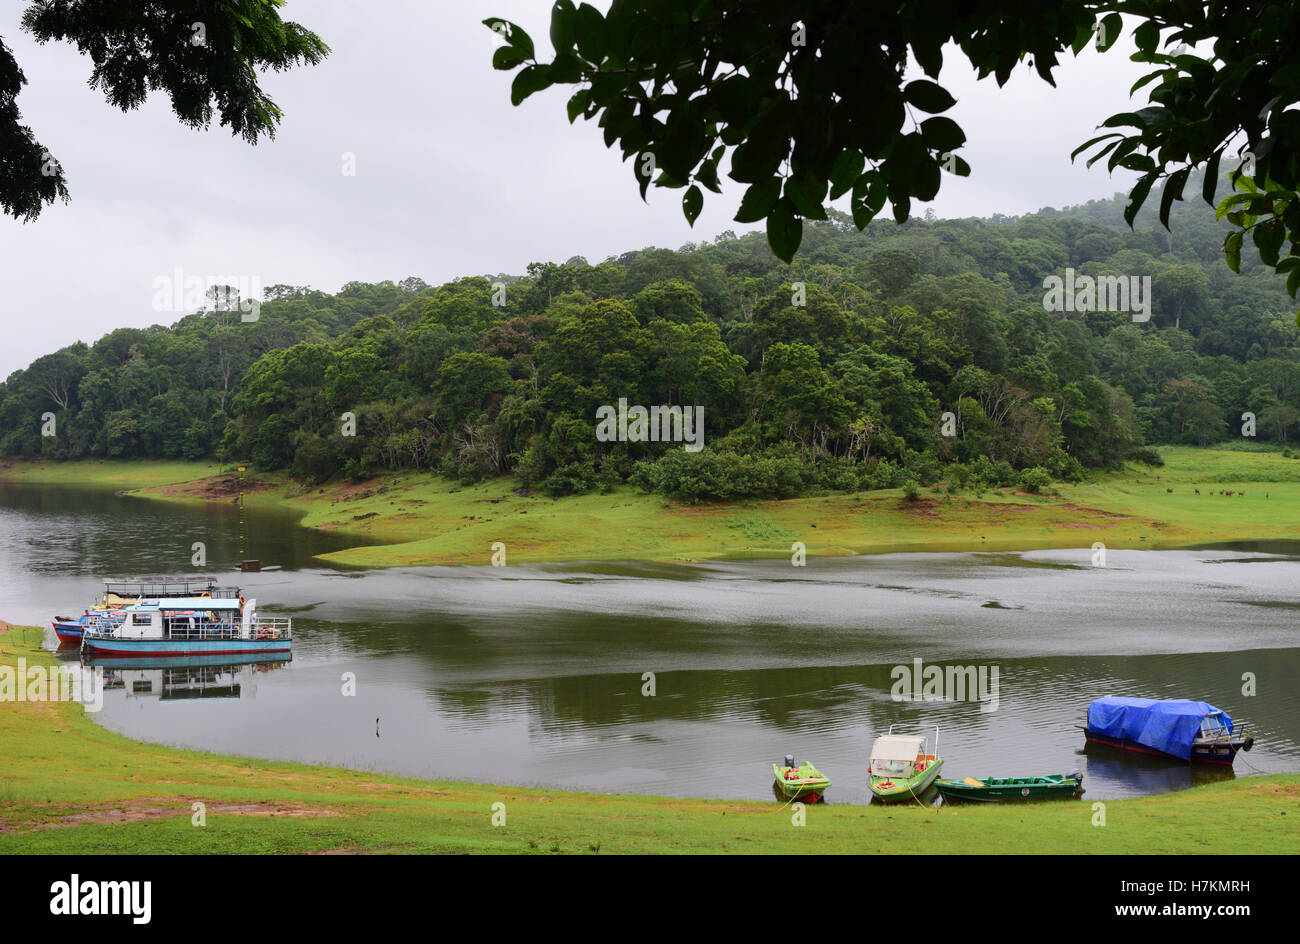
[0, 2, 1151, 378]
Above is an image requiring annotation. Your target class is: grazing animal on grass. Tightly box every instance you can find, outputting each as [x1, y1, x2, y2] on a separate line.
[1166, 488, 1173, 494]
[1194, 489, 1200, 495]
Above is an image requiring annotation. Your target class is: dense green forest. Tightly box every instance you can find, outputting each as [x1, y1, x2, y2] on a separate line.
[4, 174, 1299, 500]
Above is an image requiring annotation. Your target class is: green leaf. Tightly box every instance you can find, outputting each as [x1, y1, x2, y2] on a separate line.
[1133, 19, 1159, 54]
[682, 185, 703, 226]
[1071, 132, 1122, 162]
[573, 3, 607, 61]
[1159, 168, 1189, 228]
[550, 1, 577, 54]
[1216, 192, 1253, 220]
[566, 88, 590, 123]
[1223, 230, 1243, 273]
[734, 177, 782, 223]
[1124, 175, 1155, 228]
[851, 173, 885, 229]
[903, 80, 956, 114]
[829, 150, 865, 200]
[1096, 13, 1122, 52]
[510, 65, 553, 106]
[1253, 217, 1285, 266]
[1203, 151, 1222, 204]
[493, 46, 527, 71]
[785, 176, 828, 220]
[696, 158, 721, 194]
[484, 19, 534, 59]
[767, 196, 803, 262]
[919, 116, 965, 153]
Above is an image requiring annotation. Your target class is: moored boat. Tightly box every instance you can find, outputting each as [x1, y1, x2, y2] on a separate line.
[52, 576, 235, 643]
[868, 726, 942, 803]
[936, 771, 1083, 803]
[81, 596, 291, 657]
[772, 755, 830, 802]
[1082, 697, 1253, 766]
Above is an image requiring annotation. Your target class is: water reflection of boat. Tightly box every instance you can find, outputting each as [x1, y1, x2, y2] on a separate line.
[82, 652, 290, 671]
[1082, 697, 1254, 766]
[1082, 749, 1237, 795]
[86, 653, 290, 701]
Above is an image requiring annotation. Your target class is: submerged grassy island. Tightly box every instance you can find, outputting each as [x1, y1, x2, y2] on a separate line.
[0, 623, 1295, 854]
[2, 445, 1298, 568]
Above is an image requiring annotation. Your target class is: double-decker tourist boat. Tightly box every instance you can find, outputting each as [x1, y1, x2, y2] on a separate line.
[80, 594, 291, 657]
[52, 576, 236, 643]
[1082, 696, 1254, 766]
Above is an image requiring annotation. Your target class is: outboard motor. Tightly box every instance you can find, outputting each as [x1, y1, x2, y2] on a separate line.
[1066, 768, 1083, 782]
[784, 754, 795, 769]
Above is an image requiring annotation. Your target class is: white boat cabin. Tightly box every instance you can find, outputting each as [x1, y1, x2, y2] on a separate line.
[869, 727, 940, 779]
[870, 734, 928, 778]
[90, 597, 290, 641]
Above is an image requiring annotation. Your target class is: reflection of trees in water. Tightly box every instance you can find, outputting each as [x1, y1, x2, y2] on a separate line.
[412, 650, 1300, 759]
[0, 482, 374, 574]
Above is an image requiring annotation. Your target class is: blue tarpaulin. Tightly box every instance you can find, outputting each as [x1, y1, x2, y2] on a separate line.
[1087, 697, 1232, 761]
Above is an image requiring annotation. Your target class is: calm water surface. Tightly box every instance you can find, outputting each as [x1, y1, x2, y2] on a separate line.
[3, 481, 1297, 804]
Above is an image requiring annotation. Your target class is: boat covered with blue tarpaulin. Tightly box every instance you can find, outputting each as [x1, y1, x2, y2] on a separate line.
[1083, 697, 1253, 765]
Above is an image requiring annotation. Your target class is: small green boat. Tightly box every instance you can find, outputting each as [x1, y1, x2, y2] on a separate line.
[868, 727, 943, 803]
[935, 771, 1084, 803]
[773, 757, 830, 802]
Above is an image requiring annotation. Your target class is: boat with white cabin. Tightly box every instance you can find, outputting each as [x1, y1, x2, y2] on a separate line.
[80, 595, 291, 657]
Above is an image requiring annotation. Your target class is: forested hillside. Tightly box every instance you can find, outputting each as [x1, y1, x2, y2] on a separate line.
[4, 173, 1299, 500]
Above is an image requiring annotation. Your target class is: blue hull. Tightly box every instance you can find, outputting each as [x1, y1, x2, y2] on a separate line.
[82, 637, 292, 657]
[82, 651, 291, 670]
[52, 620, 84, 642]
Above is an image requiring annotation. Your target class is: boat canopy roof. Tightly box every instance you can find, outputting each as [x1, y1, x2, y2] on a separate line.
[870, 734, 925, 763]
[130, 597, 243, 611]
[102, 576, 218, 591]
[1087, 697, 1232, 761]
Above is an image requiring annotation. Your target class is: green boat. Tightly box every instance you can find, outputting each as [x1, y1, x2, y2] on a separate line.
[935, 771, 1084, 803]
[868, 727, 943, 803]
[772, 757, 830, 802]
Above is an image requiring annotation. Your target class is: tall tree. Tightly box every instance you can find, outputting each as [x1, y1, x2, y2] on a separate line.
[3, 0, 327, 220]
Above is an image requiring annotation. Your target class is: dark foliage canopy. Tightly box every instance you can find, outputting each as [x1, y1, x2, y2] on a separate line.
[487, 1, 1300, 320]
[1, 0, 328, 221]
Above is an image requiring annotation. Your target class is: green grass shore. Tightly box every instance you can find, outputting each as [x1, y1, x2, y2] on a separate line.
[2, 445, 1299, 568]
[1, 624, 1295, 854]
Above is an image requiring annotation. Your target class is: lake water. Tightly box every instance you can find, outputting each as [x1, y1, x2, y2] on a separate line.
[3, 481, 1297, 804]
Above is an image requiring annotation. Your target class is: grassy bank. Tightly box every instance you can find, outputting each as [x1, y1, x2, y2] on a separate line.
[0, 624, 1294, 854]
[3, 447, 1300, 567]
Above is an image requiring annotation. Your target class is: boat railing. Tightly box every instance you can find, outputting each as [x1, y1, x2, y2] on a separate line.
[164, 625, 244, 640]
[250, 616, 293, 640]
[84, 613, 122, 634]
[103, 577, 220, 597]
